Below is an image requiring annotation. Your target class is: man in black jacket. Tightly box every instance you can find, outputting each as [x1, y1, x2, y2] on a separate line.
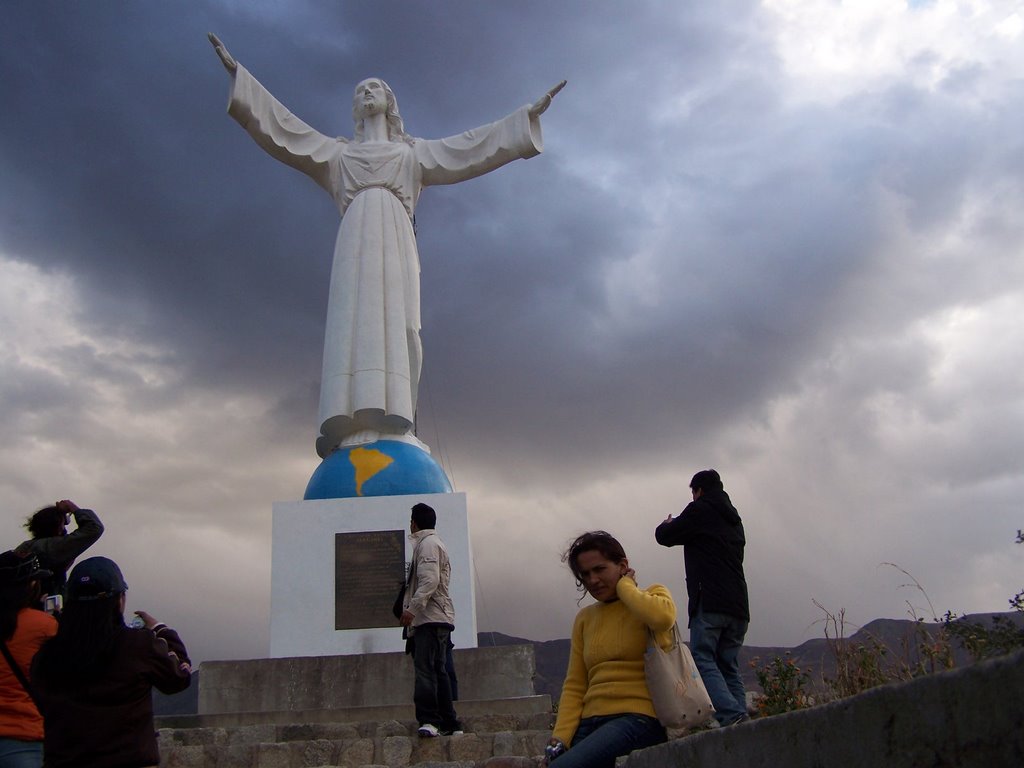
[655, 469, 749, 726]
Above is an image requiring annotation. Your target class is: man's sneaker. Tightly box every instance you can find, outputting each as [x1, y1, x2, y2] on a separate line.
[417, 724, 440, 738]
[441, 720, 464, 736]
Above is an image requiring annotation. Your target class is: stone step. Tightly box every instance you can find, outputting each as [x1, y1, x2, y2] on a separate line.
[157, 695, 552, 730]
[158, 719, 553, 768]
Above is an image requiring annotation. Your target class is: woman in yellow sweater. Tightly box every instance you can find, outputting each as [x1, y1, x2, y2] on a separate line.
[547, 531, 676, 768]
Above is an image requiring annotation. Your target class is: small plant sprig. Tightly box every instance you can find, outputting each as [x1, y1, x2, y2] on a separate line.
[880, 563, 955, 677]
[750, 653, 812, 716]
[812, 601, 898, 699]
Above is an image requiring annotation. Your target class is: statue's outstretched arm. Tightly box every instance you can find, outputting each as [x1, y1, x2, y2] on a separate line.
[208, 32, 238, 74]
[529, 80, 567, 118]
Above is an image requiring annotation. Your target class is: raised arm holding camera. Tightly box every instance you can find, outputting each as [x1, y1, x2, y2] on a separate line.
[16, 500, 104, 604]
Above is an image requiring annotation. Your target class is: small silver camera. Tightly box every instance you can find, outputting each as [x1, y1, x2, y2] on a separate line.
[43, 594, 63, 615]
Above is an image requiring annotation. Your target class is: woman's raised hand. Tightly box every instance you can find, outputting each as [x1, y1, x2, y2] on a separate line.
[208, 33, 238, 74]
[529, 80, 567, 118]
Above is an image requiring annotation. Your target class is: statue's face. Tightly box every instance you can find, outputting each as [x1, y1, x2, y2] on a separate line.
[353, 78, 388, 119]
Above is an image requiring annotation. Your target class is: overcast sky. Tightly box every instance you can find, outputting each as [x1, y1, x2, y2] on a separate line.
[1, 1, 1022, 665]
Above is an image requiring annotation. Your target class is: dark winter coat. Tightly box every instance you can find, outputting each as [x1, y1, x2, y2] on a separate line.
[655, 488, 749, 622]
[33, 624, 191, 768]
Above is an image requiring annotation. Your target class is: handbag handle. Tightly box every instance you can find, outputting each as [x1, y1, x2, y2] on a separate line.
[647, 621, 681, 650]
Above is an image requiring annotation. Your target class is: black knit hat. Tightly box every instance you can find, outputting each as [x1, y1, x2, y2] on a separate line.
[0, 550, 52, 586]
[67, 556, 128, 601]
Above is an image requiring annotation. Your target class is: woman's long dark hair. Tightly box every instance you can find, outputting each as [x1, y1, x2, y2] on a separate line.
[33, 597, 126, 687]
[0, 581, 37, 642]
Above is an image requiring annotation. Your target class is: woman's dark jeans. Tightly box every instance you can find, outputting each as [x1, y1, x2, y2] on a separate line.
[552, 713, 666, 768]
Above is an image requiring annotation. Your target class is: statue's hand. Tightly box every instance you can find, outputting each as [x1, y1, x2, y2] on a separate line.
[529, 79, 567, 118]
[208, 32, 238, 74]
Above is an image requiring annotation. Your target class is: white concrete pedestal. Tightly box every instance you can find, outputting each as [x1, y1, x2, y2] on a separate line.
[270, 493, 476, 657]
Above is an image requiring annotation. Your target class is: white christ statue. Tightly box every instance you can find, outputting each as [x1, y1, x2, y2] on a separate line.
[210, 34, 565, 459]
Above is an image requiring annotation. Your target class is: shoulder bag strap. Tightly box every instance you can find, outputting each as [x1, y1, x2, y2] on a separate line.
[0, 637, 41, 709]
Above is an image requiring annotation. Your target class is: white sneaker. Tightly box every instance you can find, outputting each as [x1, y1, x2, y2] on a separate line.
[418, 724, 440, 738]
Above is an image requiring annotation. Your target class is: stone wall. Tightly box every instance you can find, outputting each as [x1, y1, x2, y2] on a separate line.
[198, 645, 536, 714]
[625, 648, 1024, 768]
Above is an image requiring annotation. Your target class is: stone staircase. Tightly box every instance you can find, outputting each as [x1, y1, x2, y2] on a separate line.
[157, 645, 557, 767]
[157, 702, 554, 768]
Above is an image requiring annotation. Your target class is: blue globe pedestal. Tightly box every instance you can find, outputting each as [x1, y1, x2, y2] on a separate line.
[304, 439, 453, 500]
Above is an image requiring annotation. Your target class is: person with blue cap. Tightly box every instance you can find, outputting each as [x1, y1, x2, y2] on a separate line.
[31, 557, 191, 768]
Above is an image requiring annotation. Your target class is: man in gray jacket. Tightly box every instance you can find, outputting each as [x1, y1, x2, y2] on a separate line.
[399, 502, 461, 737]
[17, 499, 104, 602]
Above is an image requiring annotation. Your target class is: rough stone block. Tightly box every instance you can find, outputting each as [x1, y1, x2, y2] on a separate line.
[256, 742, 292, 768]
[411, 735, 446, 764]
[157, 727, 179, 745]
[324, 723, 362, 741]
[162, 726, 228, 746]
[448, 733, 492, 762]
[219, 744, 257, 768]
[355, 720, 383, 738]
[375, 719, 408, 738]
[298, 739, 334, 767]
[279, 723, 361, 743]
[337, 737, 375, 767]
[278, 723, 317, 742]
[161, 744, 205, 768]
[525, 712, 555, 731]
[381, 735, 413, 766]
[521, 731, 549, 758]
[491, 731, 530, 757]
[229, 724, 277, 745]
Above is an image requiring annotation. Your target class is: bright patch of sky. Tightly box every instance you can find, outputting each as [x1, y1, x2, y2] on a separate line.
[763, 0, 1024, 102]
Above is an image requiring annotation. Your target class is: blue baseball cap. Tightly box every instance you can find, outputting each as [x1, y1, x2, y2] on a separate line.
[67, 557, 128, 601]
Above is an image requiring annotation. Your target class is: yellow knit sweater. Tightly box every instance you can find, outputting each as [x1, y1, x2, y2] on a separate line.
[551, 578, 677, 744]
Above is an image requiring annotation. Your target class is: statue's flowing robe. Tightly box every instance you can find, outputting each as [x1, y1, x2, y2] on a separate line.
[227, 66, 543, 456]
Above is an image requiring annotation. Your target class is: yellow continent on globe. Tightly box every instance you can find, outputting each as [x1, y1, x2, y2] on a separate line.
[349, 447, 395, 496]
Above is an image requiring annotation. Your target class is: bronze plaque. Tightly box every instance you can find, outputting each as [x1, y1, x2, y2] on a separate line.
[335, 530, 406, 630]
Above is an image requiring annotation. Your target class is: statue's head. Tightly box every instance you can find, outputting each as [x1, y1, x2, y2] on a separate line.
[352, 77, 410, 142]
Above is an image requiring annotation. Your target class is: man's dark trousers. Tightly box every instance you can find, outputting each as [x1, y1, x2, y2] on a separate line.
[412, 624, 459, 729]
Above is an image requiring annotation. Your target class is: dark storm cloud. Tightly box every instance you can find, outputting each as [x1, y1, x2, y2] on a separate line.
[1, 2, 330, 396]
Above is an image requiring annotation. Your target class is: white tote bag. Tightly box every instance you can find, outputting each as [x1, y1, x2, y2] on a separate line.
[644, 623, 714, 729]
